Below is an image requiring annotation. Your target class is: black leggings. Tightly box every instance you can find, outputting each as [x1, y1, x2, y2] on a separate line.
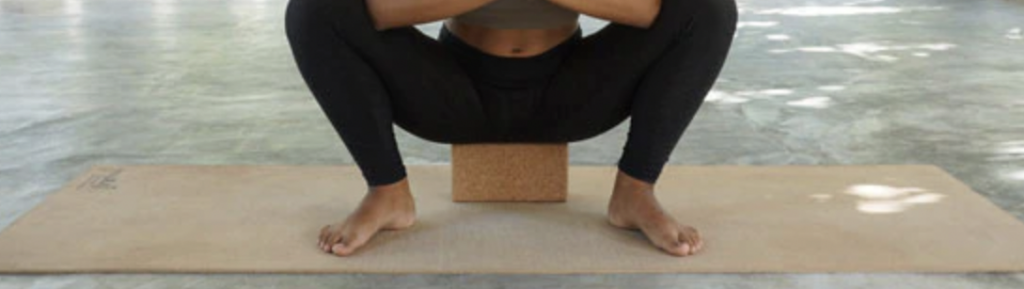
[285, 0, 737, 187]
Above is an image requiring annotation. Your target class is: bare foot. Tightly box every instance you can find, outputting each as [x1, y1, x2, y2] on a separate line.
[318, 178, 416, 256]
[607, 171, 702, 256]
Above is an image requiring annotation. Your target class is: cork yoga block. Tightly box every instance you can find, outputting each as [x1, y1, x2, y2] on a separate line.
[451, 143, 568, 202]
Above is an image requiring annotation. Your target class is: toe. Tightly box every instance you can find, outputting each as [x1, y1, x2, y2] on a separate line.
[640, 224, 691, 256]
[321, 226, 345, 253]
[651, 232, 688, 256]
[678, 234, 696, 255]
[662, 240, 690, 256]
[332, 230, 372, 256]
[331, 236, 353, 256]
[331, 243, 350, 255]
[327, 226, 346, 245]
[319, 225, 332, 252]
[678, 226, 701, 254]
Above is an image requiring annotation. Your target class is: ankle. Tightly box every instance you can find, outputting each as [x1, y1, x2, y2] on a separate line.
[369, 178, 410, 195]
[613, 171, 654, 196]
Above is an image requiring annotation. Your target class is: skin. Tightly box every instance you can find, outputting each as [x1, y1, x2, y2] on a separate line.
[320, 0, 702, 257]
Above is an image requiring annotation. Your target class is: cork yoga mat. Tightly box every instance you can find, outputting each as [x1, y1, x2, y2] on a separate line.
[2, 165, 1024, 274]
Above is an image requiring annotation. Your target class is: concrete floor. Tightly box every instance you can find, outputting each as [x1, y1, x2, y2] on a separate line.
[2, 0, 1023, 287]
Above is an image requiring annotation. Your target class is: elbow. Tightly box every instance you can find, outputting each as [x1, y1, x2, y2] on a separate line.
[372, 19, 391, 31]
[617, 0, 660, 29]
[635, 0, 661, 29]
[365, 0, 393, 31]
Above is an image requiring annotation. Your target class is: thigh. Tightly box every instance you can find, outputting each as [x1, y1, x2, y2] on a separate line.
[324, 0, 490, 142]
[368, 28, 492, 142]
[532, 6, 694, 141]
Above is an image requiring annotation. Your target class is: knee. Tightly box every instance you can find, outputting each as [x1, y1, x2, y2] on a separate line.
[695, 0, 738, 33]
[285, 0, 323, 38]
[285, 0, 367, 37]
[658, 0, 738, 34]
[285, 0, 326, 23]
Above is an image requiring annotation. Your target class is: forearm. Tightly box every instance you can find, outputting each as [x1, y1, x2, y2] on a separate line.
[367, 0, 497, 30]
[547, 0, 660, 29]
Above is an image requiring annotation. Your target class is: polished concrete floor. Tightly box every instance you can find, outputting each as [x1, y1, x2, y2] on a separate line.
[2, 0, 1024, 287]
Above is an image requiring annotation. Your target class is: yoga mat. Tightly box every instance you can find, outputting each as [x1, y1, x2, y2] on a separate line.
[2, 165, 1024, 274]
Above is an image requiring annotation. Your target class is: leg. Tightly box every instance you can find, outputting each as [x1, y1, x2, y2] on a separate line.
[543, 0, 737, 182]
[540, 0, 738, 256]
[285, 0, 485, 256]
[286, 0, 487, 187]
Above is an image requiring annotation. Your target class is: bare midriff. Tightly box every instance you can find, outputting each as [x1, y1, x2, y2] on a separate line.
[443, 19, 579, 58]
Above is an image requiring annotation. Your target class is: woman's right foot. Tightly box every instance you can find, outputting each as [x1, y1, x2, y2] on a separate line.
[318, 178, 417, 256]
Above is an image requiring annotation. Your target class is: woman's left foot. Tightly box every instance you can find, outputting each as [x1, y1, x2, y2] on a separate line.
[607, 170, 702, 257]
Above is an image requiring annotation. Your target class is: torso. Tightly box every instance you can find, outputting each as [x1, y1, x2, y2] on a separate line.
[443, 19, 579, 58]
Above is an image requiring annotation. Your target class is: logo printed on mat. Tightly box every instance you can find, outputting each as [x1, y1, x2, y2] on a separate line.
[76, 168, 123, 192]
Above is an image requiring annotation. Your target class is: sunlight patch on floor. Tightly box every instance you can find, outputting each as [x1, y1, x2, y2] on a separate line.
[786, 96, 832, 109]
[769, 42, 956, 62]
[818, 85, 846, 91]
[755, 6, 944, 17]
[844, 184, 945, 214]
[1007, 28, 1022, 40]
[738, 21, 779, 28]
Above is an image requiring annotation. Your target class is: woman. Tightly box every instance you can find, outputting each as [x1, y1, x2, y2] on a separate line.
[285, 0, 737, 257]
